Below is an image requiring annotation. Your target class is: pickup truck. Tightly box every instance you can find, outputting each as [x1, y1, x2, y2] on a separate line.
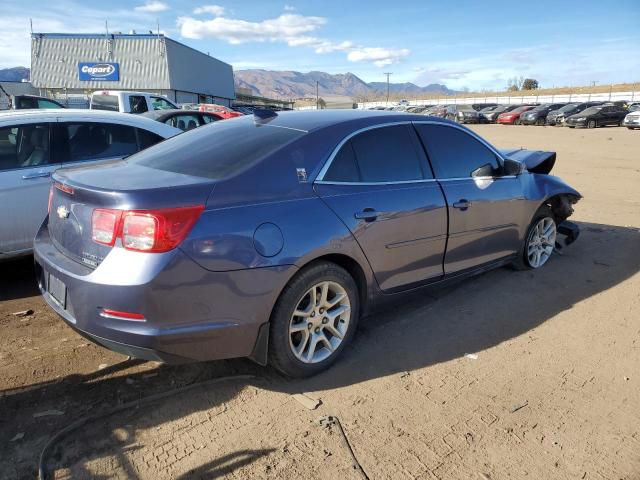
[90, 90, 178, 114]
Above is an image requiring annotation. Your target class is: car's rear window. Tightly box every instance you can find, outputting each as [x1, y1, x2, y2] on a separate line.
[91, 94, 119, 111]
[128, 117, 305, 179]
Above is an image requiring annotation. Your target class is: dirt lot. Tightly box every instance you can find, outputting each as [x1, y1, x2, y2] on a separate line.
[1, 124, 639, 480]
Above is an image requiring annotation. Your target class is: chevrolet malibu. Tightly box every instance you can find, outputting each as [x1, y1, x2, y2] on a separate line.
[35, 110, 581, 377]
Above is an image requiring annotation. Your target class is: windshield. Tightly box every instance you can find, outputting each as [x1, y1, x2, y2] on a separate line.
[557, 103, 580, 112]
[511, 106, 531, 113]
[579, 107, 603, 115]
[129, 117, 305, 180]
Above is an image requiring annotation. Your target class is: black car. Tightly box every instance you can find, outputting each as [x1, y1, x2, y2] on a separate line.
[481, 104, 520, 123]
[565, 105, 628, 128]
[141, 109, 223, 131]
[520, 103, 567, 126]
[546, 102, 602, 126]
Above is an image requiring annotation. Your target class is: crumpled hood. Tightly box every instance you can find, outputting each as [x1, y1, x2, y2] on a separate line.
[500, 148, 556, 174]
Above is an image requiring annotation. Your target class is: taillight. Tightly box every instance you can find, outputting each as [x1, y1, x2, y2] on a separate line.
[92, 209, 122, 246]
[48, 186, 53, 214]
[91, 205, 204, 253]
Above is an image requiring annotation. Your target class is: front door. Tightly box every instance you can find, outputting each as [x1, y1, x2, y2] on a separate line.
[415, 122, 528, 275]
[0, 122, 58, 254]
[314, 124, 448, 291]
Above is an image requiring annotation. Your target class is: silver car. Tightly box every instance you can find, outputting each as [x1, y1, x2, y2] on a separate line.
[0, 110, 180, 260]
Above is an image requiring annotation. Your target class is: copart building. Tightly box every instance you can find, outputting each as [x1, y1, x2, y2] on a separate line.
[30, 32, 235, 106]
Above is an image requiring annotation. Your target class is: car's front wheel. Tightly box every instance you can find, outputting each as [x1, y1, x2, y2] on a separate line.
[513, 207, 557, 270]
[587, 119, 596, 129]
[268, 261, 359, 377]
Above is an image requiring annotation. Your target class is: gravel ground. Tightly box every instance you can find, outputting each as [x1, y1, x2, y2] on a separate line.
[0, 124, 638, 480]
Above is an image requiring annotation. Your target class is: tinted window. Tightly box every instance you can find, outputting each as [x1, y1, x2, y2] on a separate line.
[165, 114, 200, 131]
[416, 124, 500, 179]
[91, 95, 119, 111]
[137, 129, 164, 150]
[129, 119, 304, 180]
[0, 124, 50, 170]
[324, 141, 359, 182]
[129, 96, 148, 114]
[64, 123, 138, 162]
[151, 96, 175, 110]
[38, 99, 62, 109]
[16, 97, 38, 109]
[350, 125, 425, 182]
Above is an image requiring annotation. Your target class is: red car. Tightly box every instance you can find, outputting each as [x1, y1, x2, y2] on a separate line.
[198, 104, 243, 119]
[496, 105, 536, 125]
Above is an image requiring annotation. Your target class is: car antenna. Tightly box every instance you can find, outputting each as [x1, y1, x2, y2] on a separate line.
[253, 108, 278, 125]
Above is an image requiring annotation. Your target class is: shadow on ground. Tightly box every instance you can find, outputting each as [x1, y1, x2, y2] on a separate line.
[1, 222, 638, 478]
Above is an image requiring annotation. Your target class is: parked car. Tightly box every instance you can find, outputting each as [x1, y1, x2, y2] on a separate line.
[198, 104, 243, 119]
[445, 104, 481, 124]
[481, 105, 520, 123]
[4, 95, 66, 110]
[496, 105, 536, 125]
[565, 105, 628, 128]
[90, 91, 178, 114]
[546, 102, 602, 126]
[35, 110, 581, 377]
[623, 109, 640, 129]
[520, 103, 567, 126]
[627, 102, 640, 112]
[0, 110, 180, 260]
[428, 105, 450, 118]
[142, 109, 224, 131]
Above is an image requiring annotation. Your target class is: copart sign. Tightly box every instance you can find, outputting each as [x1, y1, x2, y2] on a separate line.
[78, 62, 119, 81]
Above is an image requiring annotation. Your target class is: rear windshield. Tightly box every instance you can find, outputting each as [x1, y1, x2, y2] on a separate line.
[128, 117, 305, 179]
[91, 94, 119, 111]
[558, 103, 580, 112]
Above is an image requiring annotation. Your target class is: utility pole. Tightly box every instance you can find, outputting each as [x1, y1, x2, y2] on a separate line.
[384, 72, 392, 106]
[316, 81, 319, 110]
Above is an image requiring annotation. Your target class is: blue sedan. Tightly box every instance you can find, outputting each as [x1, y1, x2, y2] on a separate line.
[34, 110, 581, 377]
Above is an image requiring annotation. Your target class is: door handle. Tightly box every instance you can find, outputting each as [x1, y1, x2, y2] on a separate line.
[354, 208, 378, 222]
[22, 171, 51, 180]
[453, 199, 471, 210]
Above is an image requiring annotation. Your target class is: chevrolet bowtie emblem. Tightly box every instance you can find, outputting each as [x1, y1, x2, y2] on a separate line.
[57, 205, 70, 219]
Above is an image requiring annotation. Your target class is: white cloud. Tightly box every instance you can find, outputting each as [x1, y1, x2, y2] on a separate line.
[193, 5, 225, 16]
[178, 10, 409, 67]
[284, 5, 296, 11]
[134, 1, 169, 13]
[347, 47, 410, 67]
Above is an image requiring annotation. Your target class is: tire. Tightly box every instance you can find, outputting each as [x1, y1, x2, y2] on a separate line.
[514, 118, 521, 125]
[536, 118, 545, 126]
[512, 206, 557, 271]
[268, 261, 359, 377]
[587, 119, 596, 129]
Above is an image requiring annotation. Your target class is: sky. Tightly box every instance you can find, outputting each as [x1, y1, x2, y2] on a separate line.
[1, 0, 639, 90]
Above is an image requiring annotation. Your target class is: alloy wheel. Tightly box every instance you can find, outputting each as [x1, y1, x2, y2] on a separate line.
[527, 217, 557, 268]
[288, 281, 351, 363]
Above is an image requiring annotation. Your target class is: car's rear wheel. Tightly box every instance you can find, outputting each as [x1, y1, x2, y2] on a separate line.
[587, 119, 596, 129]
[513, 207, 557, 270]
[268, 261, 359, 377]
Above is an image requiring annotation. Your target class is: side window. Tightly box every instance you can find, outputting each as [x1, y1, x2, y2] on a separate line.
[166, 114, 200, 131]
[416, 124, 501, 179]
[38, 99, 62, 109]
[129, 96, 148, 114]
[151, 97, 175, 110]
[324, 141, 359, 182]
[0, 124, 50, 170]
[64, 122, 138, 162]
[16, 97, 38, 109]
[201, 114, 220, 124]
[136, 129, 165, 150]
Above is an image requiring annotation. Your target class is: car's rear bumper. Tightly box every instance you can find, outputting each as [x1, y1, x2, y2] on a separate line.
[34, 222, 296, 363]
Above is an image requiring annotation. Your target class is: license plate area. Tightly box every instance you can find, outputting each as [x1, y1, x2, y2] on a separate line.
[48, 273, 67, 309]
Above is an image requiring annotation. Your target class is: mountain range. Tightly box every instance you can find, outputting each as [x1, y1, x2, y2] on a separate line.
[234, 70, 454, 99]
[0, 66, 454, 99]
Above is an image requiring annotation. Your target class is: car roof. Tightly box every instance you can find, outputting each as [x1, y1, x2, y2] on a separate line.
[259, 109, 460, 133]
[0, 109, 181, 137]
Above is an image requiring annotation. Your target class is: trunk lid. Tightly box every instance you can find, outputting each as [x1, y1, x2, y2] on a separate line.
[49, 160, 214, 268]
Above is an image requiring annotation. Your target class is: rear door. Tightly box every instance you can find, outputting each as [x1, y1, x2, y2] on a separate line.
[314, 124, 448, 292]
[415, 122, 527, 275]
[0, 122, 59, 254]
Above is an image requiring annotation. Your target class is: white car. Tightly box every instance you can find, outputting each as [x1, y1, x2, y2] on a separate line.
[623, 110, 640, 130]
[0, 109, 181, 260]
[90, 91, 178, 114]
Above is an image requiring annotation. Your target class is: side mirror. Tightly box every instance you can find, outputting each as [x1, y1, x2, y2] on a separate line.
[471, 163, 496, 178]
[503, 158, 526, 176]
